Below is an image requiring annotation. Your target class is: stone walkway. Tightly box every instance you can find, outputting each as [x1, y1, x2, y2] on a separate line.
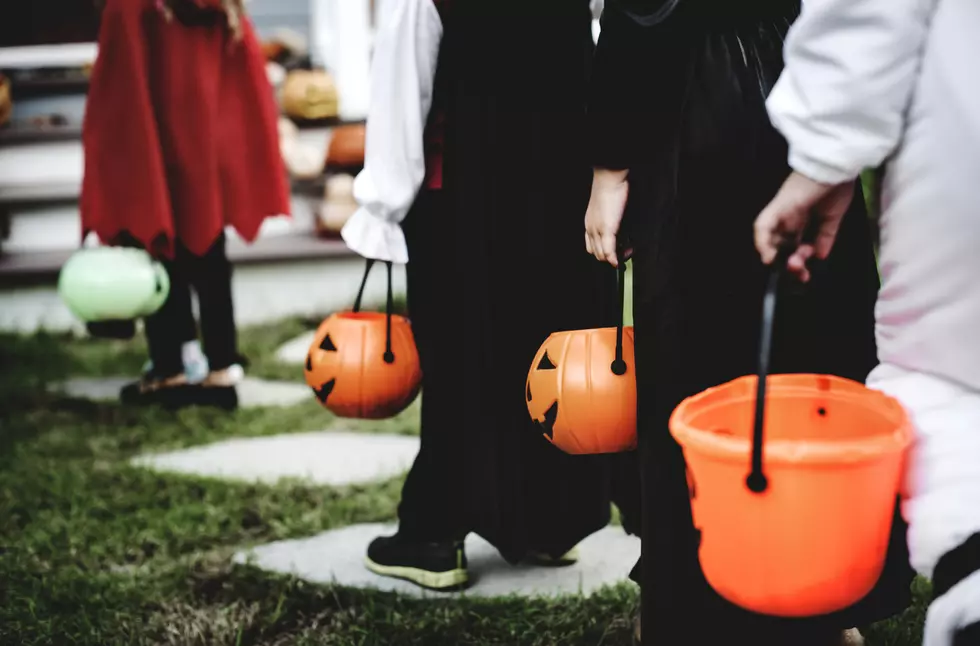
[56, 369, 638, 598]
[51, 376, 310, 408]
[234, 523, 640, 599]
[276, 330, 316, 365]
[132, 431, 420, 487]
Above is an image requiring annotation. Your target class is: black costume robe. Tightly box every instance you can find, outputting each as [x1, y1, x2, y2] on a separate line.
[588, 0, 915, 642]
[397, 0, 633, 563]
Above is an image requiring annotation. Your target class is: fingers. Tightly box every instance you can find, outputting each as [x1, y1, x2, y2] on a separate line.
[584, 174, 629, 267]
[754, 201, 784, 265]
[787, 245, 814, 283]
[813, 214, 844, 260]
[599, 232, 618, 267]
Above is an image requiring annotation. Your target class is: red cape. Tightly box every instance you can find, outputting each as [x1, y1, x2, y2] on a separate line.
[81, 0, 290, 258]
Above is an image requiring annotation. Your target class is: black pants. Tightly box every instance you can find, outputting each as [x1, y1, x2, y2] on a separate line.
[396, 191, 469, 542]
[397, 190, 642, 547]
[143, 233, 239, 377]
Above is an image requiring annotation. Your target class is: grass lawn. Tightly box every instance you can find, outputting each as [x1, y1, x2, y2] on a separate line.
[0, 322, 927, 645]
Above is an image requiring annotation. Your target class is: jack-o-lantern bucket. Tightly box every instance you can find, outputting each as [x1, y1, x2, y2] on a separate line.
[526, 260, 636, 454]
[305, 259, 422, 419]
[669, 254, 911, 617]
[59, 247, 170, 322]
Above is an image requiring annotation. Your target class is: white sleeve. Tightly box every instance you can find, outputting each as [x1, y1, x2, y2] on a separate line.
[590, 0, 604, 20]
[341, 0, 442, 264]
[766, 0, 939, 185]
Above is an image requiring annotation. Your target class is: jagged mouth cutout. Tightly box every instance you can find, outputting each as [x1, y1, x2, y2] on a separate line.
[529, 350, 559, 439]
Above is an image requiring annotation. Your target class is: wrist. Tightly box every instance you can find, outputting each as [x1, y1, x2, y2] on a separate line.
[593, 167, 629, 186]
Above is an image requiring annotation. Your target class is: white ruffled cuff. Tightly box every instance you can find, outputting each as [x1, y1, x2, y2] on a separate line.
[340, 207, 409, 264]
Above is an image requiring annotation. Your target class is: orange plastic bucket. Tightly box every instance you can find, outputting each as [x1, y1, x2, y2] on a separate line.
[668, 253, 912, 617]
[670, 375, 911, 616]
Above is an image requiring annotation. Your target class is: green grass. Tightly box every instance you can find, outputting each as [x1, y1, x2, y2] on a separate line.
[0, 324, 927, 645]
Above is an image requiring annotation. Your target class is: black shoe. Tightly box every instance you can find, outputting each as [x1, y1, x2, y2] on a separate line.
[119, 369, 238, 411]
[120, 370, 193, 408]
[87, 319, 136, 340]
[365, 534, 468, 591]
[525, 545, 580, 567]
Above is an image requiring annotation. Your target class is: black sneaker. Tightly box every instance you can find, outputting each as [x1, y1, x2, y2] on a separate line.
[365, 534, 468, 591]
[525, 545, 580, 567]
[120, 365, 241, 411]
[120, 369, 193, 409]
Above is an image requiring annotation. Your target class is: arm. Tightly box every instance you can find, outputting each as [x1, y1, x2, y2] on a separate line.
[341, 0, 442, 264]
[767, 0, 940, 184]
[586, 2, 663, 172]
[584, 2, 660, 266]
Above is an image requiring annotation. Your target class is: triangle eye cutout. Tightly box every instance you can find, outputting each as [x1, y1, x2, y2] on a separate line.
[526, 382, 532, 402]
[319, 333, 338, 352]
[536, 351, 556, 371]
[305, 353, 313, 372]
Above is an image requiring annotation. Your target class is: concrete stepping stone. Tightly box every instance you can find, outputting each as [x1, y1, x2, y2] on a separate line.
[51, 376, 310, 408]
[276, 330, 316, 365]
[233, 523, 640, 598]
[131, 431, 419, 486]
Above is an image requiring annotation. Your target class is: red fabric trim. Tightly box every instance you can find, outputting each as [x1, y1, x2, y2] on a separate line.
[422, 0, 448, 190]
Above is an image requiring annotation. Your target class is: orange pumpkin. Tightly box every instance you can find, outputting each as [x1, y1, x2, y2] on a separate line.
[326, 124, 366, 169]
[0, 74, 11, 127]
[526, 326, 637, 454]
[304, 260, 422, 419]
[261, 40, 288, 61]
[281, 69, 339, 121]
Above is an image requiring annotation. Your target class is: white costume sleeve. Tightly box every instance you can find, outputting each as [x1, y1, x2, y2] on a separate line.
[590, 0, 604, 19]
[341, 0, 443, 264]
[766, 0, 940, 185]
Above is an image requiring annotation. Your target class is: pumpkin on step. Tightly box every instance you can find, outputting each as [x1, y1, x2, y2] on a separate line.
[0, 74, 11, 127]
[325, 124, 366, 170]
[316, 173, 358, 238]
[281, 69, 339, 121]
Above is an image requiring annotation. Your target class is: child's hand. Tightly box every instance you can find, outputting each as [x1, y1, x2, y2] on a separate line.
[585, 168, 630, 267]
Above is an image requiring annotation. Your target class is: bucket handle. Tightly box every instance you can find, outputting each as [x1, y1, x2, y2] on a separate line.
[746, 246, 793, 494]
[611, 256, 629, 376]
[352, 258, 396, 364]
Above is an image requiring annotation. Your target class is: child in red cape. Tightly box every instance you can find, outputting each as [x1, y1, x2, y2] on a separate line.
[81, 0, 290, 409]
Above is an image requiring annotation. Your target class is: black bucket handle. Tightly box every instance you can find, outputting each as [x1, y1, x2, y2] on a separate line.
[352, 258, 396, 364]
[611, 257, 629, 376]
[746, 247, 793, 494]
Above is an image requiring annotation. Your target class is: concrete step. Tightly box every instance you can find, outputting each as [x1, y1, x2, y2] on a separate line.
[0, 127, 336, 205]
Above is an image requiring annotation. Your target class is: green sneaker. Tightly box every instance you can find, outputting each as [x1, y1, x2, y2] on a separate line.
[365, 534, 468, 591]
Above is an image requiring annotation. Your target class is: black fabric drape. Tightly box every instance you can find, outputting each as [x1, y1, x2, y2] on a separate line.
[396, 0, 636, 562]
[589, 1, 915, 643]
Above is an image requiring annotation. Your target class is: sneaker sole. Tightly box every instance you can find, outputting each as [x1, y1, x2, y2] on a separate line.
[364, 556, 469, 591]
[120, 385, 238, 411]
[525, 546, 580, 567]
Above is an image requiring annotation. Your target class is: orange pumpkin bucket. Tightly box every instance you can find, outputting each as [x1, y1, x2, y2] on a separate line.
[527, 259, 636, 454]
[669, 256, 912, 617]
[305, 259, 422, 419]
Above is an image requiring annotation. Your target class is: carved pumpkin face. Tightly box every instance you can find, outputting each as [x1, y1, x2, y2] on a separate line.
[281, 70, 339, 121]
[526, 327, 637, 454]
[304, 312, 422, 419]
